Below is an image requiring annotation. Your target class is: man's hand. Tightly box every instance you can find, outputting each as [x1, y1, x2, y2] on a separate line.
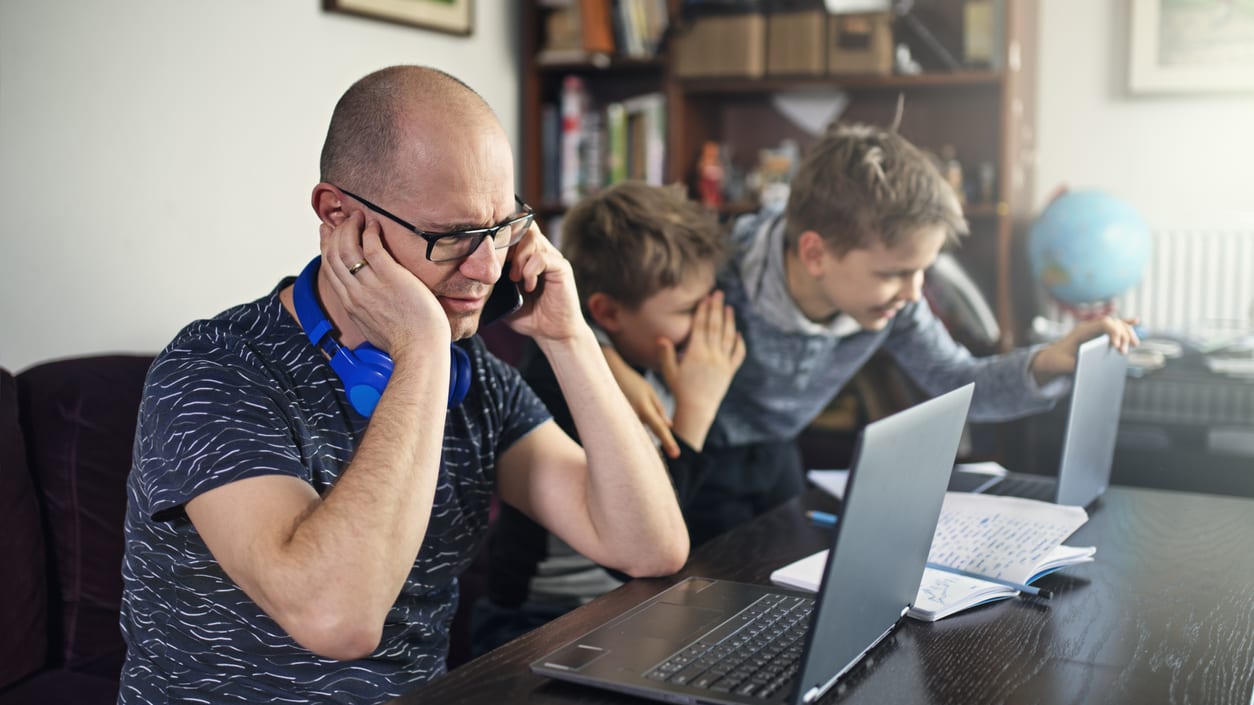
[1031, 315, 1140, 385]
[319, 210, 450, 356]
[500, 223, 584, 344]
[659, 290, 745, 452]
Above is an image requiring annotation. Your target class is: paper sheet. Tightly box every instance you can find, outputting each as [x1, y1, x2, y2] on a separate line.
[806, 469, 850, 499]
[927, 493, 1088, 583]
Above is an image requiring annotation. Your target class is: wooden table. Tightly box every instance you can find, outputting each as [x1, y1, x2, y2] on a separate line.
[394, 486, 1254, 704]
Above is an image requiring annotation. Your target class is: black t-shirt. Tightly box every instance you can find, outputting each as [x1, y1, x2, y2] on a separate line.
[119, 280, 549, 704]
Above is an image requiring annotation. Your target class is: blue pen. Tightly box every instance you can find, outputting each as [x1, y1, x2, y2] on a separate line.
[924, 562, 1053, 599]
[805, 510, 838, 527]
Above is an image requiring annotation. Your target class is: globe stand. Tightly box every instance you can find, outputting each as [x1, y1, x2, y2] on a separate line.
[1055, 298, 1116, 321]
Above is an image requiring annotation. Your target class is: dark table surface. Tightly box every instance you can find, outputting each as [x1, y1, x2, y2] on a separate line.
[394, 486, 1254, 705]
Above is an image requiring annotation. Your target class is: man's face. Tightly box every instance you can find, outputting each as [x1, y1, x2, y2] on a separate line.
[604, 263, 717, 372]
[817, 225, 947, 331]
[371, 127, 519, 341]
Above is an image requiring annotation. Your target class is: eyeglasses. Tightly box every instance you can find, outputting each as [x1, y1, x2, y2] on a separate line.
[339, 187, 535, 263]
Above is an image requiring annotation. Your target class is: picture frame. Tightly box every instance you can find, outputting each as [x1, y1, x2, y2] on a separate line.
[1129, 0, 1254, 93]
[324, 0, 473, 36]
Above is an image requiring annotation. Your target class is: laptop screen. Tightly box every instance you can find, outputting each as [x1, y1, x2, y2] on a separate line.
[1055, 336, 1128, 507]
[793, 383, 973, 702]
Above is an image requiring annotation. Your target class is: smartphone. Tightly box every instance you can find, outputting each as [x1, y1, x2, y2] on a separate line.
[480, 272, 523, 327]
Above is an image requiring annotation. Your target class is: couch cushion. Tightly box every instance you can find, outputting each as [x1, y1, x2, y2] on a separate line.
[16, 355, 153, 677]
[0, 667, 120, 705]
[0, 368, 47, 690]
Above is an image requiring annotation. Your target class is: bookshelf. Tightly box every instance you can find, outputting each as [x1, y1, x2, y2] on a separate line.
[520, 0, 1039, 351]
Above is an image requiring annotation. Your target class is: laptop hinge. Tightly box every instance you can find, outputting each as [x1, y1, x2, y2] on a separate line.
[802, 607, 908, 703]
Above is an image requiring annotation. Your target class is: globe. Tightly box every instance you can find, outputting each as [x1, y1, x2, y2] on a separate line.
[1027, 190, 1151, 310]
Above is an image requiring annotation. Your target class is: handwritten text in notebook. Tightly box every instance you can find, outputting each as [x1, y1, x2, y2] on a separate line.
[928, 493, 1088, 582]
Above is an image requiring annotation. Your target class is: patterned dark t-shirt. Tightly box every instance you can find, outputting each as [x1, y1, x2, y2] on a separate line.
[118, 280, 549, 704]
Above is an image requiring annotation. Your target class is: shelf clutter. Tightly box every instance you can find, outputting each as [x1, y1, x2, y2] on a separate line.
[531, 0, 1011, 212]
[671, 0, 1001, 79]
[536, 0, 670, 65]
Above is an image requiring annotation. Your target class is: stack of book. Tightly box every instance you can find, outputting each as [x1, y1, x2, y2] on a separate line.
[544, 78, 666, 206]
[537, 0, 669, 64]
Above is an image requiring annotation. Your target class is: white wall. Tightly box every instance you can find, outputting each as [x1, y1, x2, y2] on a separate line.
[0, 0, 519, 373]
[1034, 0, 1254, 228]
[5, 2, 1251, 372]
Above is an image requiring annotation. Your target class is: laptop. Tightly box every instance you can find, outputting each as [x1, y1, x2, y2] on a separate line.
[530, 384, 974, 704]
[948, 335, 1129, 507]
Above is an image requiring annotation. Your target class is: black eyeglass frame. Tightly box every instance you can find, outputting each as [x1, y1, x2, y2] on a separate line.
[338, 187, 535, 263]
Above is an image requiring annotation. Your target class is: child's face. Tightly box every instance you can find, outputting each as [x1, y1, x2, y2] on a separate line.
[821, 225, 947, 331]
[606, 264, 717, 372]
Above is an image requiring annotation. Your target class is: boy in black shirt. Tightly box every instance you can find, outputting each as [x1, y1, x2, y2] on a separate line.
[472, 181, 745, 655]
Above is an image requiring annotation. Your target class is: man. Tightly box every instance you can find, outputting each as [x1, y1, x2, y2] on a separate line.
[117, 66, 687, 704]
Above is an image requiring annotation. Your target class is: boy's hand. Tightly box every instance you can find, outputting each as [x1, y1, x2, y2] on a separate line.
[659, 291, 746, 453]
[1031, 315, 1140, 385]
[603, 348, 680, 459]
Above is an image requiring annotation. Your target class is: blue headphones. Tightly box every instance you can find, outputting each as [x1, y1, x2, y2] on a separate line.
[292, 256, 471, 416]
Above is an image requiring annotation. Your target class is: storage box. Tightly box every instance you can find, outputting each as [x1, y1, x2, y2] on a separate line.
[673, 13, 766, 79]
[767, 10, 828, 76]
[827, 12, 893, 75]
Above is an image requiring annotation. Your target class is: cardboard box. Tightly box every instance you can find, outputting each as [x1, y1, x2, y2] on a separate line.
[673, 13, 766, 78]
[827, 12, 893, 75]
[767, 10, 828, 76]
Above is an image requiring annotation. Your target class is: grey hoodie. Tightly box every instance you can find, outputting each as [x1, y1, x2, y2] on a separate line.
[708, 205, 1066, 447]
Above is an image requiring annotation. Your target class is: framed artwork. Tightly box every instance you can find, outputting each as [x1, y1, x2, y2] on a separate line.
[324, 0, 473, 36]
[1130, 0, 1254, 93]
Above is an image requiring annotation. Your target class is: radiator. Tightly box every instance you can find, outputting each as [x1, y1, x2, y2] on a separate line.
[1117, 228, 1254, 333]
[1041, 228, 1254, 333]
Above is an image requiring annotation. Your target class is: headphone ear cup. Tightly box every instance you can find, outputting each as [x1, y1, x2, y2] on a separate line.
[333, 343, 393, 417]
[448, 344, 471, 409]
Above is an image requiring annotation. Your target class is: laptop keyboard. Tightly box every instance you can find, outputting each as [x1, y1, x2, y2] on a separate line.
[985, 475, 1057, 501]
[644, 592, 813, 700]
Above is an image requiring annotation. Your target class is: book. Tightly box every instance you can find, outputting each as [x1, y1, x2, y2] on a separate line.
[540, 103, 561, 203]
[770, 492, 1094, 621]
[619, 92, 665, 185]
[559, 75, 588, 206]
[579, 0, 616, 55]
[604, 101, 628, 185]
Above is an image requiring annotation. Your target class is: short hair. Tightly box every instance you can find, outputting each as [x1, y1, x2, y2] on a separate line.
[562, 182, 729, 309]
[319, 65, 487, 198]
[785, 122, 969, 255]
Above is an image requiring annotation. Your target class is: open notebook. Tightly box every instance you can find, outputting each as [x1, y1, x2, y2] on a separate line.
[771, 492, 1094, 621]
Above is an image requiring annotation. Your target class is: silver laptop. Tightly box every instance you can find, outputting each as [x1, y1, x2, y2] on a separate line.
[530, 384, 974, 704]
[949, 335, 1129, 507]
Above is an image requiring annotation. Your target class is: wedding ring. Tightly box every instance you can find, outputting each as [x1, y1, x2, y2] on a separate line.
[348, 260, 367, 276]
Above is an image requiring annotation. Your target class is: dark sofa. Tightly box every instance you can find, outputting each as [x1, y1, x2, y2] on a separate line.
[0, 339, 529, 702]
[1, 355, 152, 705]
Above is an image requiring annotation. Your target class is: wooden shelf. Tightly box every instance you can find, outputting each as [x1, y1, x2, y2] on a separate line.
[678, 70, 1004, 95]
[534, 55, 666, 74]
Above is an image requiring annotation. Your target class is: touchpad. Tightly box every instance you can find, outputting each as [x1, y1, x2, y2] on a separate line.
[617, 602, 723, 643]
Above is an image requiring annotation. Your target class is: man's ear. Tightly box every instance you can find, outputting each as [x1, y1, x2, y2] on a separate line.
[586, 292, 623, 333]
[796, 230, 831, 276]
[311, 183, 349, 227]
